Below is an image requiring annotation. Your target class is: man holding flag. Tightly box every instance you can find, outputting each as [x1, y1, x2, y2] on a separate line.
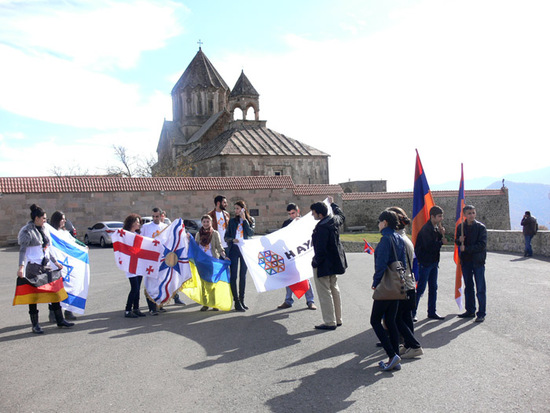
[277, 203, 316, 310]
[455, 205, 487, 323]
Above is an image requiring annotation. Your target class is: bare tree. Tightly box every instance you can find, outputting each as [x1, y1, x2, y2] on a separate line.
[106, 145, 157, 177]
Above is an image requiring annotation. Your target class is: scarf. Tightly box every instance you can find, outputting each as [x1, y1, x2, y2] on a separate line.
[199, 226, 213, 247]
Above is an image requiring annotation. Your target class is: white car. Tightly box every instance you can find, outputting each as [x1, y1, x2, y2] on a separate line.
[84, 221, 124, 247]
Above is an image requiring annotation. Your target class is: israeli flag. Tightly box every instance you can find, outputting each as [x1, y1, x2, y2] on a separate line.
[46, 224, 90, 314]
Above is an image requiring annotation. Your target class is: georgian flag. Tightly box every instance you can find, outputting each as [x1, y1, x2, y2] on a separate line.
[112, 229, 163, 277]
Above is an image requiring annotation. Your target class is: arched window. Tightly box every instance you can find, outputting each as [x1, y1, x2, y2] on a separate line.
[233, 107, 244, 120]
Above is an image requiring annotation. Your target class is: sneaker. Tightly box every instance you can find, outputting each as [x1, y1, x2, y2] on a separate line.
[173, 295, 185, 305]
[149, 310, 159, 316]
[125, 311, 138, 318]
[277, 302, 292, 309]
[200, 306, 209, 312]
[401, 347, 424, 359]
[399, 345, 408, 355]
[133, 309, 146, 317]
[158, 307, 167, 313]
[475, 316, 485, 322]
[307, 302, 317, 310]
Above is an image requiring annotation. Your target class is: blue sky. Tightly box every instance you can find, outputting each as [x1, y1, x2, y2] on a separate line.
[1, 0, 549, 191]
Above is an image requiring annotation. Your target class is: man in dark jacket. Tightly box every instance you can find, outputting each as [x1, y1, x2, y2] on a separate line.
[414, 205, 447, 320]
[521, 211, 538, 257]
[277, 203, 316, 310]
[310, 197, 347, 331]
[455, 205, 487, 322]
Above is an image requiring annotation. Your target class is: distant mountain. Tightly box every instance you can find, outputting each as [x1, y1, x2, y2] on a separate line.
[486, 181, 550, 230]
[431, 165, 550, 191]
[428, 166, 549, 230]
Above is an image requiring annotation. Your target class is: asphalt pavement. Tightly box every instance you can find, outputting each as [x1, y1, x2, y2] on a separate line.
[1, 246, 549, 412]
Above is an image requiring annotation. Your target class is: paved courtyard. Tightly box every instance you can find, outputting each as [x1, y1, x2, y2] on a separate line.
[1, 246, 549, 412]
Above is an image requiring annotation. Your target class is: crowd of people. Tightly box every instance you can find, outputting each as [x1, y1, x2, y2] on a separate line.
[15, 198, 492, 373]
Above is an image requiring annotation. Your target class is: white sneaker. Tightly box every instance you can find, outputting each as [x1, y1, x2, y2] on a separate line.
[401, 347, 424, 359]
[399, 344, 408, 355]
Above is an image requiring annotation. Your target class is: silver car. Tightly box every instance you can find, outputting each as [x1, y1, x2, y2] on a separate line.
[84, 221, 124, 247]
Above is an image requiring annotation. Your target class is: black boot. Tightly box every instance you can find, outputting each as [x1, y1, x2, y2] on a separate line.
[30, 313, 43, 334]
[240, 298, 249, 310]
[234, 300, 245, 312]
[48, 304, 55, 323]
[54, 307, 75, 328]
[64, 310, 77, 320]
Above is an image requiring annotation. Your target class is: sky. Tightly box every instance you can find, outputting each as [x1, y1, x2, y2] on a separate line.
[1, 0, 549, 191]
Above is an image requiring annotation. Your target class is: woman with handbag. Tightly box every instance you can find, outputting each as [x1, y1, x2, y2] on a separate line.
[387, 207, 423, 359]
[16, 204, 74, 334]
[370, 210, 407, 371]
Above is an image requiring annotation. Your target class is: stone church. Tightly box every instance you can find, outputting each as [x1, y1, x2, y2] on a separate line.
[155, 48, 329, 184]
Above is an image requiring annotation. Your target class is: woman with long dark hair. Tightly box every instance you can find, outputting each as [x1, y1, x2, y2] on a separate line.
[370, 209, 406, 371]
[225, 200, 255, 312]
[16, 204, 74, 334]
[196, 214, 229, 311]
[122, 214, 147, 318]
[49, 210, 83, 321]
[387, 207, 423, 359]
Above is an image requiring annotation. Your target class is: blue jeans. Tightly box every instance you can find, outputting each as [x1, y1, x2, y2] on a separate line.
[415, 262, 439, 316]
[524, 235, 533, 256]
[284, 285, 315, 306]
[462, 262, 486, 317]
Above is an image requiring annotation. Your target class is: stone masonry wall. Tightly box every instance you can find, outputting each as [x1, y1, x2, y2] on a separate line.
[0, 190, 342, 245]
[343, 188, 510, 236]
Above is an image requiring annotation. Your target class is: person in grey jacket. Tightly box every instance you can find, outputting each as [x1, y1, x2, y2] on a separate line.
[16, 204, 74, 334]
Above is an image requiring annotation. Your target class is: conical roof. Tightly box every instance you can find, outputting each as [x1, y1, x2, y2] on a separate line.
[230, 70, 259, 97]
[172, 48, 229, 94]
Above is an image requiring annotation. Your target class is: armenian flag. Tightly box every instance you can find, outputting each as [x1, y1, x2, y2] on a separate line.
[180, 237, 232, 311]
[363, 239, 375, 255]
[454, 164, 465, 309]
[412, 149, 435, 245]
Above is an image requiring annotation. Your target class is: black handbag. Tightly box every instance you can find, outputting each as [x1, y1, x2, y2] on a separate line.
[372, 236, 406, 300]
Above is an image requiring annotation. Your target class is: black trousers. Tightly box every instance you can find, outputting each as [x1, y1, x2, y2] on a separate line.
[229, 247, 247, 301]
[126, 276, 143, 311]
[396, 290, 421, 349]
[370, 300, 399, 359]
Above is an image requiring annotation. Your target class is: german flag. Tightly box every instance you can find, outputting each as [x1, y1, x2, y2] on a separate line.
[13, 277, 68, 306]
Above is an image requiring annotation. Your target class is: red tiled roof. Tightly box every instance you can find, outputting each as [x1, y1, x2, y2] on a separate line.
[342, 189, 505, 201]
[0, 175, 296, 194]
[293, 184, 344, 196]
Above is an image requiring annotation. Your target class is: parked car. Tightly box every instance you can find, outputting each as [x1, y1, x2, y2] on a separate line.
[84, 221, 124, 247]
[141, 216, 172, 225]
[65, 219, 77, 238]
[140, 217, 200, 235]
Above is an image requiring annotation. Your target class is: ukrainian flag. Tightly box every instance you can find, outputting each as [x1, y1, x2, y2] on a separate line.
[180, 237, 232, 311]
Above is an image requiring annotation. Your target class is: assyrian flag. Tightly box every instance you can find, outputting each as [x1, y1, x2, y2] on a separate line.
[363, 239, 375, 255]
[112, 229, 162, 277]
[454, 164, 465, 310]
[412, 149, 435, 246]
[46, 224, 90, 314]
[180, 237, 232, 311]
[239, 212, 318, 293]
[146, 219, 192, 305]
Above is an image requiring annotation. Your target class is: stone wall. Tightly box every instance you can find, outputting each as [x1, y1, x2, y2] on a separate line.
[0, 189, 341, 245]
[487, 230, 550, 256]
[192, 155, 329, 185]
[342, 188, 510, 236]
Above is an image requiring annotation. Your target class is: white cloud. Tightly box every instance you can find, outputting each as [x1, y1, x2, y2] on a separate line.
[215, 0, 550, 190]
